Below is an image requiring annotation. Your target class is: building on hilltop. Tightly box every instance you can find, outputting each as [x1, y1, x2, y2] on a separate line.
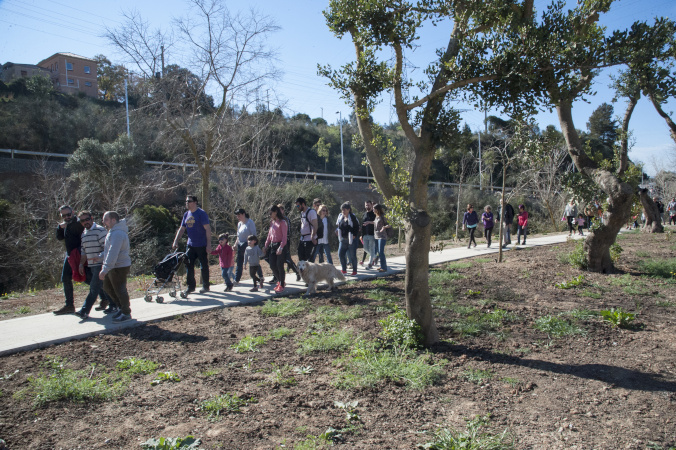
[37, 52, 98, 97]
[0, 62, 51, 84]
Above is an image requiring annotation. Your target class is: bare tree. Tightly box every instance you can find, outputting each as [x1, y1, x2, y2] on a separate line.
[107, 0, 280, 212]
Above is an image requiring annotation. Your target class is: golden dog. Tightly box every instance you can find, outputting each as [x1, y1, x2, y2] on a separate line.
[297, 261, 346, 295]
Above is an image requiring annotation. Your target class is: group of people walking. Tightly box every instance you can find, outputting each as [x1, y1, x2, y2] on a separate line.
[54, 196, 394, 321]
[462, 203, 529, 248]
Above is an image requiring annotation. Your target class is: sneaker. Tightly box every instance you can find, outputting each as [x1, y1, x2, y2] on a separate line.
[53, 305, 75, 315]
[277, 285, 285, 293]
[250, 286, 259, 292]
[181, 288, 195, 297]
[74, 310, 89, 320]
[225, 285, 233, 292]
[199, 287, 210, 294]
[366, 264, 373, 269]
[378, 268, 387, 272]
[112, 313, 132, 323]
[94, 301, 109, 311]
[341, 270, 347, 275]
[260, 281, 265, 289]
[360, 261, 364, 266]
[112, 310, 123, 319]
[351, 271, 357, 276]
[103, 306, 119, 315]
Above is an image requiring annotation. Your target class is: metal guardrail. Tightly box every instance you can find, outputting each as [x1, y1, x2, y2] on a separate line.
[0, 148, 510, 191]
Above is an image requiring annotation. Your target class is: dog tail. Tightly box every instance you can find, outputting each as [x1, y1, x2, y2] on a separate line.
[334, 267, 346, 281]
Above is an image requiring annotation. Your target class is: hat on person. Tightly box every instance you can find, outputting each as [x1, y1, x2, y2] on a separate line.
[234, 208, 246, 215]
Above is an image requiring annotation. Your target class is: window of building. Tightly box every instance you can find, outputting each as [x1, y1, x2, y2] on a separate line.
[21, 70, 27, 77]
[85, 81, 92, 87]
[66, 62, 73, 71]
[68, 78, 74, 85]
[55, 62, 58, 71]
[84, 66, 90, 74]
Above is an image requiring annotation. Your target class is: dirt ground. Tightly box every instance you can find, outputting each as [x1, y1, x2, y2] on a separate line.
[0, 230, 675, 449]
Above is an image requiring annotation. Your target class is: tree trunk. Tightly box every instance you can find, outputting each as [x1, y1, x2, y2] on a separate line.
[404, 211, 439, 346]
[498, 165, 506, 262]
[639, 188, 664, 233]
[455, 182, 462, 241]
[556, 101, 634, 273]
[649, 95, 676, 145]
[201, 165, 211, 213]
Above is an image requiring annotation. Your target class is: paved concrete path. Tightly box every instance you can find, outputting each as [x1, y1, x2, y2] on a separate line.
[0, 232, 581, 356]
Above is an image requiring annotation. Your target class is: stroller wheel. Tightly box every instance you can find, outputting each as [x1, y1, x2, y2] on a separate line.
[169, 291, 176, 298]
[156, 296, 164, 303]
[144, 294, 153, 302]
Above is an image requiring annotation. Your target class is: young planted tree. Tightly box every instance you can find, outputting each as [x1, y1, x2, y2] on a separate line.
[107, 0, 280, 212]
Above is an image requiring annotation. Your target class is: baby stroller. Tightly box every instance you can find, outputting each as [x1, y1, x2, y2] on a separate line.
[144, 251, 187, 303]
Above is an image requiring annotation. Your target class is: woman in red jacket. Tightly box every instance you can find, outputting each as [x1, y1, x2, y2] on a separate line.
[517, 204, 528, 245]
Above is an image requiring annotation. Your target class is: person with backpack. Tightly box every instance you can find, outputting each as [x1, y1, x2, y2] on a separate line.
[500, 202, 515, 248]
[360, 200, 378, 269]
[295, 197, 318, 262]
[313, 204, 333, 264]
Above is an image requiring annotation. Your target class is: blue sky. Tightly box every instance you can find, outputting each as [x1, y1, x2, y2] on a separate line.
[1, 0, 675, 175]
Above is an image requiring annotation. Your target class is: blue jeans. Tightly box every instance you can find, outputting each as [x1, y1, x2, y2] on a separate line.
[80, 265, 111, 314]
[362, 235, 377, 265]
[377, 238, 388, 270]
[235, 242, 247, 282]
[338, 239, 357, 272]
[220, 268, 234, 288]
[313, 243, 333, 264]
[61, 256, 74, 307]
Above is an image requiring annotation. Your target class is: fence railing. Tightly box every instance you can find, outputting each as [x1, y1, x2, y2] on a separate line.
[0, 148, 511, 191]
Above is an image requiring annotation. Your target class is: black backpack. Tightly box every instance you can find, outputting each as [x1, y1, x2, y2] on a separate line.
[304, 208, 324, 239]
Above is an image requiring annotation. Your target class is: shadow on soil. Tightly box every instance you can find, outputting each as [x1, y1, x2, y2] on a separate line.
[436, 343, 676, 393]
[119, 324, 208, 344]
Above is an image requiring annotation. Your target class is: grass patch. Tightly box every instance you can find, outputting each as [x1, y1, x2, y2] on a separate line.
[564, 309, 599, 320]
[17, 306, 31, 314]
[260, 298, 310, 317]
[451, 309, 517, 337]
[371, 279, 388, 286]
[270, 327, 295, 340]
[608, 274, 637, 287]
[533, 315, 585, 338]
[15, 356, 127, 406]
[200, 393, 256, 420]
[638, 258, 676, 278]
[656, 300, 675, 307]
[634, 250, 651, 258]
[200, 369, 220, 377]
[297, 328, 356, 354]
[422, 415, 514, 450]
[462, 368, 493, 384]
[578, 289, 602, 299]
[623, 285, 650, 296]
[365, 289, 398, 302]
[116, 357, 159, 375]
[446, 261, 473, 270]
[315, 305, 363, 324]
[334, 339, 447, 390]
[230, 335, 269, 353]
[474, 257, 491, 264]
[429, 269, 466, 286]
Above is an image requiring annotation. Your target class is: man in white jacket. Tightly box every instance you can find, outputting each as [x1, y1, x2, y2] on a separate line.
[99, 211, 133, 323]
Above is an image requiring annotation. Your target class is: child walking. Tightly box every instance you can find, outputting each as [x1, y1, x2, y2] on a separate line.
[517, 204, 528, 245]
[482, 205, 494, 248]
[244, 235, 264, 292]
[210, 233, 234, 291]
[576, 214, 585, 236]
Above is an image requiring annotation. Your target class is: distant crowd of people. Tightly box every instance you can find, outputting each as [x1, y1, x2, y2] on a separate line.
[54, 196, 393, 320]
[462, 202, 529, 248]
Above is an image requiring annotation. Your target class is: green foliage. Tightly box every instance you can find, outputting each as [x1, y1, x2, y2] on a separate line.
[446, 261, 473, 270]
[200, 394, 256, 420]
[116, 357, 159, 375]
[379, 307, 424, 349]
[600, 308, 636, 328]
[371, 278, 388, 286]
[150, 372, 181, 386]
[421, 415, 514, 450]
[133, 205, 179, 235]
[462, 368, 494, 384]
[141, 436, 203, 450]
[610, 242, 623, 263]
[533, 316, 585, 338]
[270, 327, 295, 340]
[451, 309, 517, 337]
[365, 289, 398, 302]
[564, 309, 600, 320]
[260, 298, 310, 317]
[563, 240, 588, 270]
[334, 339, 447, 390]
[555, 275, 585, 289]
[15, 356, 126, 406]
[230, 335, 270, 353]
[578, 289, 602, 299]
[315, 305, 363, 324]
[297, 328, 356, 354]
[638, 258, 676, 278]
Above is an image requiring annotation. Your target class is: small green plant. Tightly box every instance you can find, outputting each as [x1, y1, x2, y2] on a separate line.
[270, 327, 295, 340]
[200, 369, 220, 377]
[555, 275, 585, 289]
[379, 307, 424, 349]
[365, 289, 398, 302]
[297, 328, 356, 354]
[429, 269, 465, 286]
[600, 308, 636, 328]
[501, 377, 520, 386]
[294, 366, 314, 375]
[578, 289, 602, 299]
[533, 315, 585, 338]
[564, 240, 588, 270]
[141, 435, 203, 450]
[474, 258, 491, 264]
[260, 298, 310, 317]
[656, 300, 675, 307]
[466, 289, 481, 296]
[116, 357, 159, 375]
[200, 393, 256, 420]
[371, 278, 388, 286]
[334, 400, 361, 423]
[462, 368, 493, 384]
[15, 356, 126, 406]
[421, 414, 514, 449]
[446, 261, 473, 270]
[638, 258, 676, 278]
[151, 372, 181, 386]
[609, 242, 623, 263]
[230, 335, 269, 353]
[17, 306, 31, 314]
[315, 305, 363, 324]
[564, 309, 599, 320]
[269, 364, 297, 386]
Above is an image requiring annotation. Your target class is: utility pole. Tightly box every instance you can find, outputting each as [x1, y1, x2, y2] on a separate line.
[266, 89, 270, 111]
[161, 45, 165, 77]
[337, 111, 345, 182]
[320, 107, 323, 120]
[124, 77, 130, 137]
[478, 130, 482, 190]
